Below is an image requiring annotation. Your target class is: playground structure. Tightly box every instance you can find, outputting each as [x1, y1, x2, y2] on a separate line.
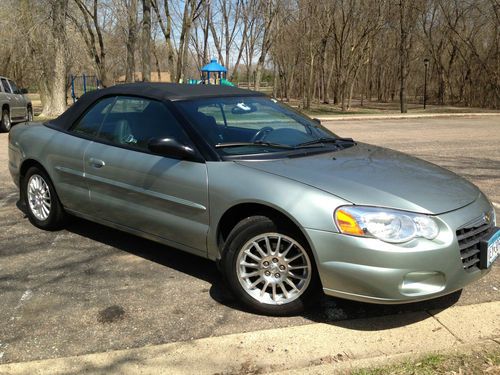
[70, 74, 100, 103]
[71, 60, 233, 100]
[197, 59, 234, 86]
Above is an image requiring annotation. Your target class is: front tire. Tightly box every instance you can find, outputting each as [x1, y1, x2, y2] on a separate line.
[22, 167, 66, 230]
[0, 109, 11, 132]
[222, 216, 320, 316]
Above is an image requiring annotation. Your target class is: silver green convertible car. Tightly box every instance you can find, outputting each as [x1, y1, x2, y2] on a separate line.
[8, 83, 499, 315]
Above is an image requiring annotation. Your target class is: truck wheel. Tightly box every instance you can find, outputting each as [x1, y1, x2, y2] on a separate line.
[0, 109, 11, 132]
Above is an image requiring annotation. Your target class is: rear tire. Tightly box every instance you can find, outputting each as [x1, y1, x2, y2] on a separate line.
[221, 215, 320, 316]
[22, 166, 66, 230]
[0, 109, 11, 132]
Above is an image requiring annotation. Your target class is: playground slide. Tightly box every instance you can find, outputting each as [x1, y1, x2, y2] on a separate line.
[220, 78, 235, 86]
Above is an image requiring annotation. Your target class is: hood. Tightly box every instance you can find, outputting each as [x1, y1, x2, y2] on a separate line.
[236, 143, 479, 214]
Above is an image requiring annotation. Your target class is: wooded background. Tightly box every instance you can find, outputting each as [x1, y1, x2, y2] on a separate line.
[0, 0, 499, 116]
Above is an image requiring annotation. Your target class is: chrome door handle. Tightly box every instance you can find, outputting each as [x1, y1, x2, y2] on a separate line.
[89, 158, 105, 168]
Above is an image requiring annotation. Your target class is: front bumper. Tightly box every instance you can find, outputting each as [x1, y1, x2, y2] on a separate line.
[307, 194, 495, 304]
[8, 143, 21, 188]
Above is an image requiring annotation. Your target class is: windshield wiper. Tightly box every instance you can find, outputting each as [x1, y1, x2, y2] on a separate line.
[295, 137, 356, 147]
[215, 141, 294, 149]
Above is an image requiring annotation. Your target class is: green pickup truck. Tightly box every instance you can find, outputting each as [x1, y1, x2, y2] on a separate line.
[0, 76, 32, 132]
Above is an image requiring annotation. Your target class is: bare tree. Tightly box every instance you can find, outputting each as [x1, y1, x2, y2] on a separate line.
[176, 0, 203, 82]
[71, 0, 108, 86]
[125, 0, 139, 82]
[152, 0, 175, 76]
[254, 0, 279, 91]
[398, 0, 410, 113]
[141, 0, 152, 81]
[2, 0, 500, 114]
[43, 0, 69, 116]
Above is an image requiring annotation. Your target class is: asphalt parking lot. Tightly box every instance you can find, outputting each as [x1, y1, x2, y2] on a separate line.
[1, 116, 499, 365]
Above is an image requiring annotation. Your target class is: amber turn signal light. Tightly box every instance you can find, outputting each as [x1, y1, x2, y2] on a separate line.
[335, 209, 365, 236]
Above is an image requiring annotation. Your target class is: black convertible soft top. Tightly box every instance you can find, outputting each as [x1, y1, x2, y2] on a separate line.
[48, 82, 265, 131]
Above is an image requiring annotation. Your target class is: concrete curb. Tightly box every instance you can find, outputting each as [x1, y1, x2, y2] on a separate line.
[316, 112, 500, 121]
[0, 301, 499, 375]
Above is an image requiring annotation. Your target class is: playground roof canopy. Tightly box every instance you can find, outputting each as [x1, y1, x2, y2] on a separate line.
[47, 82, 264, 131]
[200, 59, 227, 73]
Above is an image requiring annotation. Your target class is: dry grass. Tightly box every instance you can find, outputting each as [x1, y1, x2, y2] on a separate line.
[351, 346, 500, 375]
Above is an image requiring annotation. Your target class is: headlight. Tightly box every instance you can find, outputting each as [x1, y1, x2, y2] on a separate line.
[334, 206, 439, 243]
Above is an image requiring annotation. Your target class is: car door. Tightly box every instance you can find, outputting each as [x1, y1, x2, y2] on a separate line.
[0, 78, 18, 118]
[50, 96, 116, 215]
[84, 96, 209, 255]
[8, 80, 26, 119]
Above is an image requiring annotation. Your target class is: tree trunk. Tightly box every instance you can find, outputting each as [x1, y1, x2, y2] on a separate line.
[41, 0, 67, 117]
[141, 0, 152, 82]
[399, 0, 408, 113]
[126, 0, 138, 82]
[176, 0, 196, 82]
[254, 1, 277, 91]
[152, 42, 161, 81]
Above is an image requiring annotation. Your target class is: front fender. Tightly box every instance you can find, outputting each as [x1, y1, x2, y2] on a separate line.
[206, 161, 350, 259]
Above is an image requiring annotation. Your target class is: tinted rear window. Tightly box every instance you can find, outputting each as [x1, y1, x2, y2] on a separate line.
[1, 78, 11, 94]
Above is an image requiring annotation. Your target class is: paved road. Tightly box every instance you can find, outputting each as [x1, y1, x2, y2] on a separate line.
[0, 116, 499, 364]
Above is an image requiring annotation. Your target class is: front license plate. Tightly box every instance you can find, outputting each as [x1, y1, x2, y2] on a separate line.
[480, 228, 500, 269]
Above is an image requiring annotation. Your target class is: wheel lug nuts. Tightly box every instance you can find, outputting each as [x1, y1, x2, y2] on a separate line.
[279, 265, 285, 270]
[272, 258, 278, 263]
[263, 261, 269, 266]
[274, 273, 280, 278]
[265, 271, 271, 276]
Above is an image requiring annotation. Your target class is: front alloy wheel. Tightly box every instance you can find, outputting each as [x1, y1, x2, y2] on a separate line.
[236, 233, 312, 305]
[222, 216, 319, 315]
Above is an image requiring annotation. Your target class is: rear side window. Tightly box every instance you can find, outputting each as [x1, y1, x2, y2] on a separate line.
[71, 96, 115, 137]
[197, 104, 225, 126]
[96, 96, 190, 151]
[1, 78, 12, 94]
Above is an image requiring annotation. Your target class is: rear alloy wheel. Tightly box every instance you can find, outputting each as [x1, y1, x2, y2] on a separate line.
[0, 109, 11, 132]
[22, 167, 66, 230]
[222, 216, 319, 315]
[27, 174, 52, 221]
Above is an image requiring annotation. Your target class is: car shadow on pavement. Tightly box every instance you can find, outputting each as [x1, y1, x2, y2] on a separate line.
[303, 290, 462, 330]
[65, 217, 462, 330]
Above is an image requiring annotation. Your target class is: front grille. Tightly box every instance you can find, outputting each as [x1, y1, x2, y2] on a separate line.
[456, 220, 491, 271]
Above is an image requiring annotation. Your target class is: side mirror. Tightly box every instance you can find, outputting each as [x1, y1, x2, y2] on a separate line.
[20, 88, 28, 94]
[148, 138, 200, 162]
[312, 118, 321, 125]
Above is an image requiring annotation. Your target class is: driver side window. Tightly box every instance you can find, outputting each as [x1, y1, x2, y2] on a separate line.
[96, 96, 190, 152]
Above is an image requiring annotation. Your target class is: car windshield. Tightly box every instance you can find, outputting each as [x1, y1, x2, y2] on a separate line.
[175, 96, 348, 156]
